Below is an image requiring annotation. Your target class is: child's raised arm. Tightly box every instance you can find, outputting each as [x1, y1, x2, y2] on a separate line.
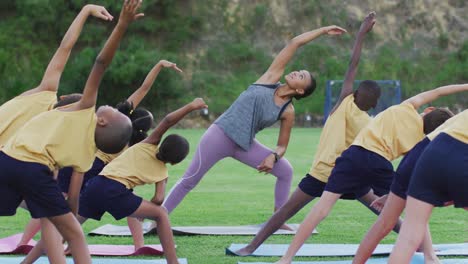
[77, 0, 144, 110]
[25, 5, 113, 96]
[143, 98, 207, 145]
[330, 12, 375, 115]
[256, 25, 346, 84]
[404, 84, 468, 110]
[127, 60, 183, 108]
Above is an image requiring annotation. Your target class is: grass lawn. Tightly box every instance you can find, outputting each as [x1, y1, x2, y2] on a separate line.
[1, 128, 466, 263]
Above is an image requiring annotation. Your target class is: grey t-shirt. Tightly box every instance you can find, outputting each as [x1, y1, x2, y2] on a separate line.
[214, 83, 292, 150]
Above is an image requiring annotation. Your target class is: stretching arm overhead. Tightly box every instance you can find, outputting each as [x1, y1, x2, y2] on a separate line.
[256, 25, 347, 84]
[331, 12, 376, 115]
[144, 98, 208, 145]
[24, 5, 113, 96]
[76, 0, 144, 110]
[404, 83, 468, 110]
[127, 60, 183, 108]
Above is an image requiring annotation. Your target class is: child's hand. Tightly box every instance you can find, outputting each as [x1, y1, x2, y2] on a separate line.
[370, 194, 388, 212]
[159, 60, 183, 73]
[191, 98, 208, 110]
[321, 25, 347, 35]
[119, 0, 144, 25]
[84, 4, 114, 21]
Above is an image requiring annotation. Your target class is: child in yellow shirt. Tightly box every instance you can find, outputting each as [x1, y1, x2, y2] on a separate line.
[77, 98, 207, 264]
[0, 1, 143, 263]
[276, 83, 468, 264]
[389, 109, 468, 264]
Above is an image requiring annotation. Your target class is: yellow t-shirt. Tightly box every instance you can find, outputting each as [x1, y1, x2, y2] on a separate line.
[309, 95, 371, 182]
[101, 143, 168, 189]
[427, 109, 468, 143]
[95, 147, 127, 165]
[353, 102, 424, 161]
[2, 106, 97, 172]
[0, 91, 57, 147]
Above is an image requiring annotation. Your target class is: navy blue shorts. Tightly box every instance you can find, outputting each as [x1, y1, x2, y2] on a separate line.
[391, 137, 430, 199]
[57, 158, 105, 193]
[79, 176, 142, 220]
[408, 133, 468, 208]
[298, 174, 357, 200]
[0, 152, 70, 218]
[325, 146, 395, 198]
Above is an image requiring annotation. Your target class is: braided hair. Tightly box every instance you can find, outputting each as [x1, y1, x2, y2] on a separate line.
[116, 100, 154, 146]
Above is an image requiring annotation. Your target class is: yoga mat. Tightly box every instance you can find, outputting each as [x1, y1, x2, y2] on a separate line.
[89, 223, 317, 236]
[0, 234, 35, 254]
[88, 244, 164, 256]
[237, 254, 468, 264]
[227, 243, 468, 257]
[0, 233, 165, 256]
[0, 257, 188, 264]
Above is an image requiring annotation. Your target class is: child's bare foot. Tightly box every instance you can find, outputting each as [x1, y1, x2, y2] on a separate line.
[279, 223, 294, 231]
[424, 256, 441, 264]
[233, 246, 254, 256]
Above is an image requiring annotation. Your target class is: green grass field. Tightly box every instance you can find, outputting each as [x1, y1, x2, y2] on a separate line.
[1, 128, 466, 264]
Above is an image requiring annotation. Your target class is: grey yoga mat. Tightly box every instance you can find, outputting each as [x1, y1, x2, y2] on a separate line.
[237, 254, 468, 264]
[227, 243, 468, 257]
[89, 222, 317, 236]
[0, 257, 188, 264]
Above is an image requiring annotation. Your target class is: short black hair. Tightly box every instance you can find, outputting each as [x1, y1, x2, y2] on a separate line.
[53, 93, 82, 108]
[293, 72, 316, 100]
[156, 134, 189, 164]
[423, 108, 454, 134]
[358, 80, 381, 96]
[354, 80, 382, 110]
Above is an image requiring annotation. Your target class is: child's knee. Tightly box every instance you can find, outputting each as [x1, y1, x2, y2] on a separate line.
[378, 217, 397, 235]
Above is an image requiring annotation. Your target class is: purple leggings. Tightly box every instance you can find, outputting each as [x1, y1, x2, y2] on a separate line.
[163, 124, 293, 213]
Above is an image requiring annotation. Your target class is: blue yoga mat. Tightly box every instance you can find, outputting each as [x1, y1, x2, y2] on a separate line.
[0, 257, 188, 264]
[237, 253, 468, 264]
[227, 243, 468, 257]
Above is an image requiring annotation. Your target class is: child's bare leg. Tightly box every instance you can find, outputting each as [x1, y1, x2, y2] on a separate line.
[21, 238, 46, 264]
[18, 218, 41, 246]
[236, 188, 315, 256]
[41, 218, 65, 264]
[48, 213, 91, 264]
[388, 197, 433, 264]
[131, 201, 178, 264]
[422, 224, 440, 264]
[277, 191, 340, 264]
[127, 217, 144, 251]
[353, 193, 405, 264]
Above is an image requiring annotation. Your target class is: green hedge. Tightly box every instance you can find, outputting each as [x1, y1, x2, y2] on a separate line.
[1, 1, 466, 116]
